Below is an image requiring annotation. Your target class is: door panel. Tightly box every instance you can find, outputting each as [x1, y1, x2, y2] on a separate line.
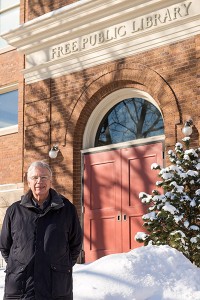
[90, 161, 116, 210]
[83, 142, 163, 262]
[121, 143, 163, 252]
[89, 217, 116, 250]
[84, 150, 122, 262]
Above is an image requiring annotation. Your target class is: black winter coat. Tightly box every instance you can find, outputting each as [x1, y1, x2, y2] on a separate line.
[0, 188, 83, 300]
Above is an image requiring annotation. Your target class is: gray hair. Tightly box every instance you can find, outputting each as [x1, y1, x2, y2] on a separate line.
[27, 161, 52, 179]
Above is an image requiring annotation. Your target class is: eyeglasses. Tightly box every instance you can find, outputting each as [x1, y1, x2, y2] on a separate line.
[29, 176, 50, 181]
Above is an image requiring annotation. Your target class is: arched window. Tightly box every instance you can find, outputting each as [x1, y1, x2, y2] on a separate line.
[95, 98, 164, 147]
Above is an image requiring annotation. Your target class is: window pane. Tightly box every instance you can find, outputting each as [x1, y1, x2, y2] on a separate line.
[0, 0, 19, 11]
[0, 90, 18, 128]
[0, 7, 20, 34]
[95, 98, 164, 147]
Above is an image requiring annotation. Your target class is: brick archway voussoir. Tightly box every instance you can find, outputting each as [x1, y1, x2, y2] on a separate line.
[66, 64, 180, 147]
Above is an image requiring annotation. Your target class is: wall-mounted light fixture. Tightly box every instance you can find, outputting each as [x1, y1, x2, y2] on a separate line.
[182, 119, 193, 137]
[49, 145, 59, 159]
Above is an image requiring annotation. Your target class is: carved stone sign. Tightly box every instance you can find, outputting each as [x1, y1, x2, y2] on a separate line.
[50, 1, 192, 61]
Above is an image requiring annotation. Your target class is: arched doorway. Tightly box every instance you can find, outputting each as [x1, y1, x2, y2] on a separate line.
[82, 89, 164, 262]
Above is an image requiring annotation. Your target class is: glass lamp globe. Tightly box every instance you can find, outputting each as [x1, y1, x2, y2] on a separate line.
[182, 125, 192, 137]
[49, 146, 59, 158]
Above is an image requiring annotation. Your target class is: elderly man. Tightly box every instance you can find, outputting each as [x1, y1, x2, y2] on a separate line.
[0, 161, 83, 300]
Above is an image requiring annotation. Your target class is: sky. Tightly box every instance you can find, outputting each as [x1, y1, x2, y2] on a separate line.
[0, 245, 200, 300]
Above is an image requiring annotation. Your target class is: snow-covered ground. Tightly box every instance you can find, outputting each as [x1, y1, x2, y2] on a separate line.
[0, 245, 200, 300]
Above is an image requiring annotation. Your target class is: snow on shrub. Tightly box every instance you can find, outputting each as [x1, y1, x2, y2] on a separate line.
[136, 137, 200, 267]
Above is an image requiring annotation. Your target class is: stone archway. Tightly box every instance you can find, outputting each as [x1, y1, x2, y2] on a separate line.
[65, 63, 180, 149]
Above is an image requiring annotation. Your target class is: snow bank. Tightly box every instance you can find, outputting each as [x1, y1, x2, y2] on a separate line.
[73, 245, 200, 300]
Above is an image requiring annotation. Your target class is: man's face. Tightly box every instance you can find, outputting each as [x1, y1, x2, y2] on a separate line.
[28, 166, 52, 202]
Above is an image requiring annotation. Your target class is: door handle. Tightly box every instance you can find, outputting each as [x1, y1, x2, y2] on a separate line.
[117, 212, 121, 222]
[123, 214, 127, 221]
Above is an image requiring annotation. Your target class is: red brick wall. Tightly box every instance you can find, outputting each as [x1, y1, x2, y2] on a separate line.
[24, 35, 200, 215]
[26, 0, 78, 21]
[0, 51, 20, 84]
[0, 50, 24, 185]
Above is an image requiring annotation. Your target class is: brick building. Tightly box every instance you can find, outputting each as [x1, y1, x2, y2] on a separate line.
[0, 0, 199, 262]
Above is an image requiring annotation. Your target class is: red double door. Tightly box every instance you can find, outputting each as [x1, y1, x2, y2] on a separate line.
[83, 142, 163, 262]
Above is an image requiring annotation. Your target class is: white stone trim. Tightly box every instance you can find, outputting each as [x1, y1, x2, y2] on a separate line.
[0, 183, 24, 191]
[2, 0, 200, 83]
[82, 135, 165, 154]
[82, 88, 164, 149]
[0, 82, 18, 94]
[0, 125, 18, 136]
[0, 45, 15, 54]
[1, 0, 191, 50]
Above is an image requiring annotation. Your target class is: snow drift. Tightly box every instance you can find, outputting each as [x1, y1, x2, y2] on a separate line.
[73, 245, 200, 300]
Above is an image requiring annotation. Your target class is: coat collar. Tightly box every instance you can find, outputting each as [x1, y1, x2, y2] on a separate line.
[20, 188, 64, 210]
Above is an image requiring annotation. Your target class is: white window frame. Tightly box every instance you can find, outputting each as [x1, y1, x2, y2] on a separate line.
[83, 88, 165, 150]
[0, 2, 19, 13]
[0, 83, 18, 136]
[0, 1, 20, 52]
